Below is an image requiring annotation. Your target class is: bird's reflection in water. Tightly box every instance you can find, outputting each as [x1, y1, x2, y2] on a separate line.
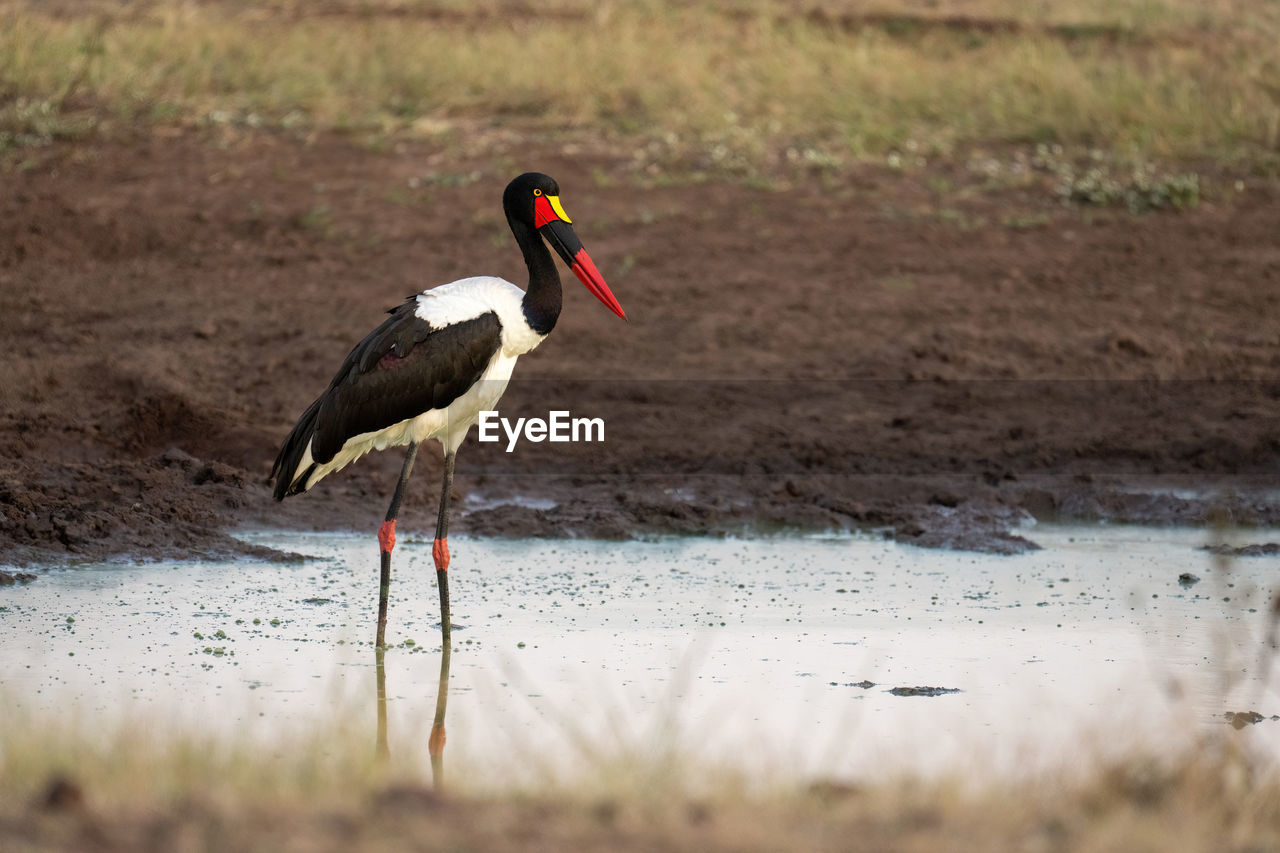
[374, 639, 451, 789]
[374, 646, 390, 763]
[428, 639, 451, 786]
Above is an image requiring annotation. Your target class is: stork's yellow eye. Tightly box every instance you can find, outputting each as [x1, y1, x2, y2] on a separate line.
[533, 189, 542, 196]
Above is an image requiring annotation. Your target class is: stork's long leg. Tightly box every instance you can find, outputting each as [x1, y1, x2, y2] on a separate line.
[376, 442, 420, 649]
[428, 449, 454, 781]
[432, 450, 455, 645]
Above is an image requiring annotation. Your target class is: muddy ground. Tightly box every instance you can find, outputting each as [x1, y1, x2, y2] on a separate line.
[1, 130, 1277, 566]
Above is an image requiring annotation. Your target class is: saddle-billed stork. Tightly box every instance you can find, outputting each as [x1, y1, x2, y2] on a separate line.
[271, 172, 626, 650]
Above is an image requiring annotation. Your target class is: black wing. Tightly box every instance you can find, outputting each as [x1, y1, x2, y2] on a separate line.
[272, 298, 502, 499]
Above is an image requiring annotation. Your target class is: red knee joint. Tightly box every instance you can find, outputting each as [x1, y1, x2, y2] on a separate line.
[432, 537, 450, 571]
[429, 723, 446, 756]
[378, 520, 396, 554]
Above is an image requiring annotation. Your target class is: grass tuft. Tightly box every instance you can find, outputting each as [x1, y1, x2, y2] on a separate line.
[4, 710, 1280, 850]
[1, 0, 1279, 171]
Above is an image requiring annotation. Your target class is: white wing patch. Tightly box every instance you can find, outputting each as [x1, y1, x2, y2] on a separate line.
[414, 277, 501, 326]
[414, 276, 547, 357]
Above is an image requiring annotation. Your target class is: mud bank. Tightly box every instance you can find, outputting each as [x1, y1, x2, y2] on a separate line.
[2, 134, 1277, 565]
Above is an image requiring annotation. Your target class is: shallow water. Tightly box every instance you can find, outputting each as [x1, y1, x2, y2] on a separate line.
[3, 526, 1279, 783]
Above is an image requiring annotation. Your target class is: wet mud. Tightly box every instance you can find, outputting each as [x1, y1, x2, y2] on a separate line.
[2, 134, 1278, 565]
[889, 686, 963, 697]
[1203, 543, 1280, 558]
[1225, 712, 1279, 730]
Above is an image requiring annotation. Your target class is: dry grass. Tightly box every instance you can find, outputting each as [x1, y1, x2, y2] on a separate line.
[2, 0, 1279, 170]
[3, 712, 1280, 852]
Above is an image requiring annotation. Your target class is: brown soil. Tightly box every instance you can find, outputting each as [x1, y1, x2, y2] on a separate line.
[2, 130, 1277, 566]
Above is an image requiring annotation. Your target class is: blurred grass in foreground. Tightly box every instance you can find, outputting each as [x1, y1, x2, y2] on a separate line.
[3, 711, 1280, 851]
[2, 0, 1279, 170]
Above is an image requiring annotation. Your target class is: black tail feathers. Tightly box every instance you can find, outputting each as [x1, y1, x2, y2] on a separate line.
[271, 396, 323, 501]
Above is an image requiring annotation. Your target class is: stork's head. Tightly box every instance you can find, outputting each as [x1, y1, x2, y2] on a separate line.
[504, 172, 626, 319]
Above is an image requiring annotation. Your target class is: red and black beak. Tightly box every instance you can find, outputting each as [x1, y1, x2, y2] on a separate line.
[534, 194, 626, 319]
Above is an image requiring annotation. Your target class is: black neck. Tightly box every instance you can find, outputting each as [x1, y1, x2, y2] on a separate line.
[509, 216, 561, 336]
